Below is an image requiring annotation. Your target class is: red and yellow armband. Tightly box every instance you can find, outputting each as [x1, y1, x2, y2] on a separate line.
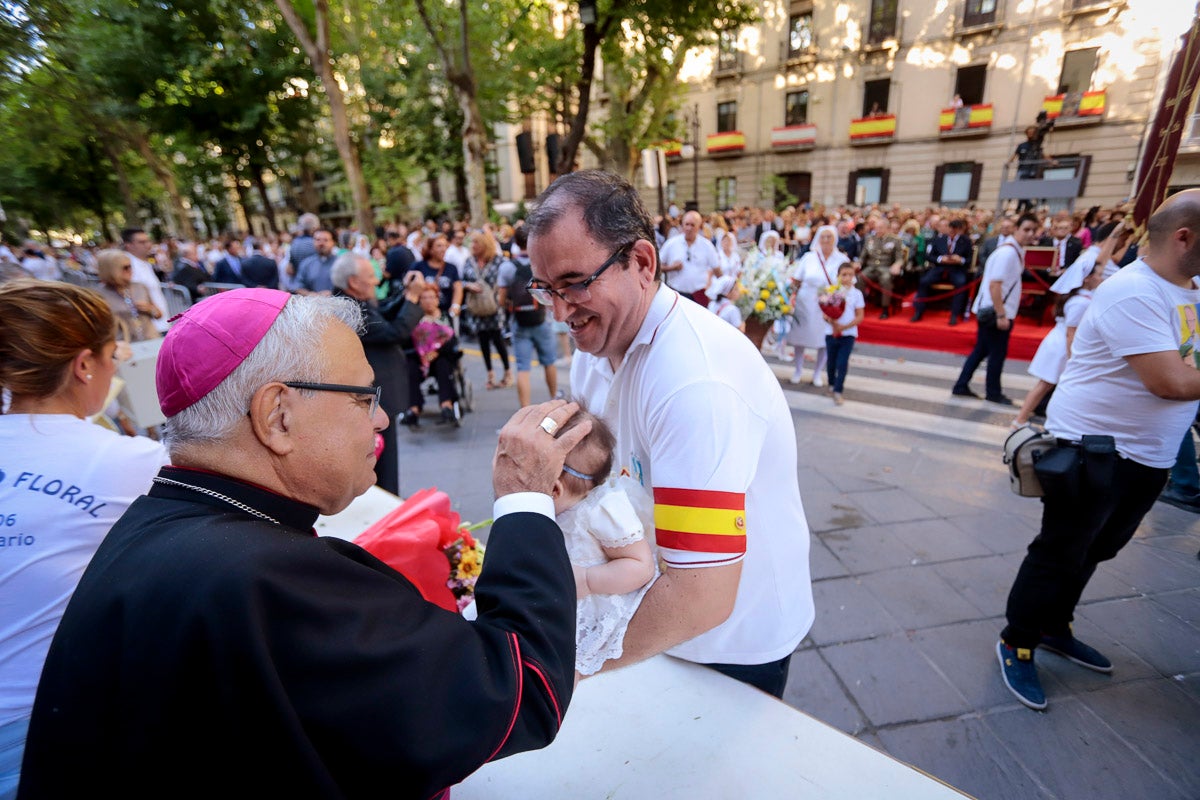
[652, 487, 747, 563]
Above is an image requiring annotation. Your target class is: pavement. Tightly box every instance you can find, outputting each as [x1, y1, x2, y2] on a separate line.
[389, 335, 1200, 800]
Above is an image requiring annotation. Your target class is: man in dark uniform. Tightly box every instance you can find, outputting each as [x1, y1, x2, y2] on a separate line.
[20, 288, 589, 799]
[859, 215, 906, 319]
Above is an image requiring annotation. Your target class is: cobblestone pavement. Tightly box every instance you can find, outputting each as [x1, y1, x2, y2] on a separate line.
[391, 339, 1200, 800]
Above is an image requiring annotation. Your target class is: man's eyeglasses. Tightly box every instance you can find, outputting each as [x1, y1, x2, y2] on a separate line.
[284, 382, 382, 418]
[528, 241, 634, 307]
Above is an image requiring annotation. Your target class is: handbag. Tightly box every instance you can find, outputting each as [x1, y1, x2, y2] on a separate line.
[1003, 424, 1057, 497]
[465, 281, 498, 318]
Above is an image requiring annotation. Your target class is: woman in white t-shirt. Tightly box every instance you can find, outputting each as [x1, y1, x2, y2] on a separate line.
[0, 281, 168, 797]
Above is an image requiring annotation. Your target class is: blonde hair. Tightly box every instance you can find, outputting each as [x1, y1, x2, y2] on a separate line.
[473, 231, 498, 263]
[95, 248, 132, 285]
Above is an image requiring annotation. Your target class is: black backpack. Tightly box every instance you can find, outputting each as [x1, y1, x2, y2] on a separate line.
[509, 258, 545, 327]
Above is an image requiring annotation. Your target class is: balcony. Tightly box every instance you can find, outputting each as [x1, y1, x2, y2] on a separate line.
[771, 124, 817, 150]
[849, 114, 896, 145]
[939, 103, 993, 137]
[998, 156, 1088, 208]
[1041, 90, 1106, 126]
[707, 131, 746, 155]
[1062, 0, 1126, 19]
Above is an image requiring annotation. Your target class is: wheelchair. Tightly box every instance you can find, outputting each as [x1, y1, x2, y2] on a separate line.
[419, 341, 474, 428]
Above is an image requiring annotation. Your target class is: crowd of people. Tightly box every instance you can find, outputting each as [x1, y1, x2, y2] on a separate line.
[2, 172, 1198, 797]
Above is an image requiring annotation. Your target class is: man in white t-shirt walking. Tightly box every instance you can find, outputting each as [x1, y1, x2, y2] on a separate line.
[951, 213, 1040, 405]
[121, 228, 170, 334]
[659, 210, 719, 305]
[997, 190, 1200, 711]
[526, 171, 814, 698]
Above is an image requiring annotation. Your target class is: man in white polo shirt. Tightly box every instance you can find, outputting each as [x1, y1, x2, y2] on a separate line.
[951, 212, 1040, 405]
[659, 209, 719, 305]
[526, 171, 814, 697]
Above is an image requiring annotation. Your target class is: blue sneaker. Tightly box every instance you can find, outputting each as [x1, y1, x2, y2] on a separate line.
[997, 641, 1047, 710]
[1039, 633, 1113, 674]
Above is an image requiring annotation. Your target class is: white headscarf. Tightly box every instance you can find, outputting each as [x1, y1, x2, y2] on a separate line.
[758, 229, 781, 254]
[706, 274, 737, 301]
[813, 225, 839, 256]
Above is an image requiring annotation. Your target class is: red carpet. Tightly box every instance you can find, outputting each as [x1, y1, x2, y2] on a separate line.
[858, 309, 1049, 360]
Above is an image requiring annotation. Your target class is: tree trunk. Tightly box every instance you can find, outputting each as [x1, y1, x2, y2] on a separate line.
[413, 0, 488, 227]
[250, 162, 279, 233]
[556, 16, 605, 175]
[228, 167, 251, 235]
[102, 139, 139, 225]
[298, 154, 320, 213]
[274, 0, 373, 233]
[125, 127, 196, 240]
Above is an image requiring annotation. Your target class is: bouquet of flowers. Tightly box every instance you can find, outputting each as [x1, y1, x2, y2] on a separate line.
[818, 285, 848, 337]
[412, 318, 454, 376]
[355, 488, 487, 613]
[734, 247, 793, 324]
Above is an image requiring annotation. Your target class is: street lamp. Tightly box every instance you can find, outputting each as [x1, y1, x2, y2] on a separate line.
[679, 103, 700, 213]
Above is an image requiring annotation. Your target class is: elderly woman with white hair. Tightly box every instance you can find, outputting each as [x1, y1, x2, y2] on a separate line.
[786, 225, 848, 385]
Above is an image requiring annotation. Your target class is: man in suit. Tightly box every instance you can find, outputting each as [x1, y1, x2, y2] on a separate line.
[911, 217, 974, 325]
[1037, 215, 1083, 275]
[977, 217, 1015, 269]
[239, 253, 281, 289]
[838, 220, 863, 263]
[385, 228, 415, 296]
[211, 239, 246, 284]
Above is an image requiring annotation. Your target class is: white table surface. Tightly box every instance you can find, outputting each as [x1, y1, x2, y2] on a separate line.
[318, 488, 969, 799]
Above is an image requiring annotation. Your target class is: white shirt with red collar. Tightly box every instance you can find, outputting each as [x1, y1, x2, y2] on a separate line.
[571, 283, 814, 665]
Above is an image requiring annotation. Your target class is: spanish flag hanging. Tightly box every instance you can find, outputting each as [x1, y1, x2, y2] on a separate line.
[653, 487, 747, 555]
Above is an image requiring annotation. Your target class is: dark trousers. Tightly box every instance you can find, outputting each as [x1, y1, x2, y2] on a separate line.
[1001, 455, 1167, 649]
[477, 327, 510, 374]
[953, 320, 1010, 398]
[702, 654, 793, 698]
[914, 266, 969, 318]
[405, 348, 458, 409]
[825, 334, 856, 393]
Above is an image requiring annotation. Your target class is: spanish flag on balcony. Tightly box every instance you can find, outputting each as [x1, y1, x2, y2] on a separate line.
[1042, 90, 1106, 119]
[706, 131, 746, 153]
[849, 114, 896, 140]
[938, 103, 994, 131]
[656, 140, 683, 157]
[653, 487, 747, 559]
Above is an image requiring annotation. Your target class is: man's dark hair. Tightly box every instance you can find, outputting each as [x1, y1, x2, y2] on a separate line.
[1017, 213, 1039, 229]
[949, 218, 967, 230]
[120, 228, 145, 245]
[525, 170, 655, 253]
[1094, 220, 1120, 243]
[513, 225, 528, 250]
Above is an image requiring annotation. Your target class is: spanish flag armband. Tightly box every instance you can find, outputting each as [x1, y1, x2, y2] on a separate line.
[653, 487, 747, 562]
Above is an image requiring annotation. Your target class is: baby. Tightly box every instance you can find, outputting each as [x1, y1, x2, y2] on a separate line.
[552, 411, 658, 676]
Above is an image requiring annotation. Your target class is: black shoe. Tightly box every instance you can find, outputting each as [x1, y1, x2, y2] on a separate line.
[948, 315, 959, 326]
[437, 406, 455, 425]
[951, 387, 980, 398]
[1158, 487, 1200, 513]
[880, 310, 890, 320]
[400, 410, 420, 428]
[910, 312, 923, 323]
[986, 394, 1015, 406]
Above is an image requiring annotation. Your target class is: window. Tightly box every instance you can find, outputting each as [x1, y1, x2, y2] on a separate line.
[932, 162, 983, 206]
[867, 0, 898, 45]
[1058, 48, 1098, 95]
[962, 0, 997, 28]
[717, 101, 738, 133]
[666, 180, 677, 203]
[716, 177, 737, 210]
[778, 172, 812, 205]
[862, 79, 890, 117]
[788, 13, 814, 57]
[717, 30, 740, 72]
[847, 169, 890, 204]
[785, 91, 809, 126]
[955, 65, 987, 106]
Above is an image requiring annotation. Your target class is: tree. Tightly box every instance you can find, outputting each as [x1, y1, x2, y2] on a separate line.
[275, 0, 374, 233]
[544, 0, 758, 178]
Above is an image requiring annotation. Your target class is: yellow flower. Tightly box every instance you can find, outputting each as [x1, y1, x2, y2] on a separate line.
[781, 304, 792, 314]
[754, 300, 766, 312]
[458, 559, 482, 579]
[760, 289, 770, 300]
[766, 280, 776, 290]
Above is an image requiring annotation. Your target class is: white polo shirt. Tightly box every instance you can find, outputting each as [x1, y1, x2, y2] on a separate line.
[972, 242, 1024, 320]
[659, 236, 719, 294]
[128, 254, 170, 333]
[571, 284, 814, 665]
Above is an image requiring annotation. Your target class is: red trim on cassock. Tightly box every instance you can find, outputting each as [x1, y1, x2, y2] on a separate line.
[524, 658, 563, 726]
[652, 487, 745, 510]
[486, 632, 523, 763]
